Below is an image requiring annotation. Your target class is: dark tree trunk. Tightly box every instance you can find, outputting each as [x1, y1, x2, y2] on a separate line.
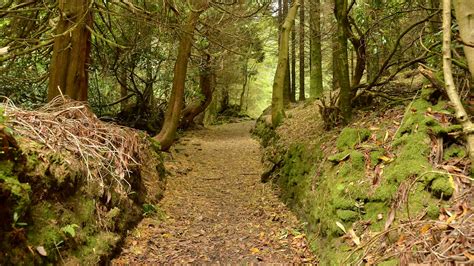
[291, 25, 297, 102]
[48, 0, 92, 101]
[180, 55, 215, 129]
[334, 0, 351, 122]
[155, 1, 208, 150]
[309, 0, 323, 98]
[283, 0, 292, 105]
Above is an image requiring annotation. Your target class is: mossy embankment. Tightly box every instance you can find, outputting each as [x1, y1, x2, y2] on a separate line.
[253, 89, 471, 264]
[0, 104, 165, 264]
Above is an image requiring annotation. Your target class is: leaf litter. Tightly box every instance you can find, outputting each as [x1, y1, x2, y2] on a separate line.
[113, 121, 315, 263]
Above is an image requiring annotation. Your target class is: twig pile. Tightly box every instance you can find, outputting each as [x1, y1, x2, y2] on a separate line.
[1, 96, 150, 196]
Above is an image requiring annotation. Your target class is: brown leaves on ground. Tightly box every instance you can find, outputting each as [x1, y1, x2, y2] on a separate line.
[113, 121, 314, 264]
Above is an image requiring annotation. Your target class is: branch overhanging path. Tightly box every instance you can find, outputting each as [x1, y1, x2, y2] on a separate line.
[113, 121, 314, 263]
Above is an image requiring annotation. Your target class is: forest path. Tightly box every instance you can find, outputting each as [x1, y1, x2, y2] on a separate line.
[113, 121, 314, 264]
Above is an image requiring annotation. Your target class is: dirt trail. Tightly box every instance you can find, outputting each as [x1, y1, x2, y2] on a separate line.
[113, 121, 314, 264]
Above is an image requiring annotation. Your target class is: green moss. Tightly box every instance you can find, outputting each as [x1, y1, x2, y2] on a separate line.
[328, 151, 350, 163]
[336, 128, 371, 151]
[443, 144, 467, 160]
[426, 204, 440, 219]
[369, 148, 385, 167]
[363, 202, 387, 231]
[431, 176, 454, 198]
[350, 151, 365, 171]
[27, 202, 63, 259]
[336, 209, 358, 222]
[73, 232, 120, 265]
[0, 162, 31, 217]
[332, 197, 354, 210]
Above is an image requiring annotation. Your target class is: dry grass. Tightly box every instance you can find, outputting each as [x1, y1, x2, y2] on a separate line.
[1, 96, 153, 197]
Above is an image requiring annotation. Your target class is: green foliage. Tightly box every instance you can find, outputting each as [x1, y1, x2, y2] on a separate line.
[142, 203, 157, 216]
[61, 224, 80, 238]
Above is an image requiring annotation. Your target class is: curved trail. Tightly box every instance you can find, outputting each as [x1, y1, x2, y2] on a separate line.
[113, 121, 314, 264]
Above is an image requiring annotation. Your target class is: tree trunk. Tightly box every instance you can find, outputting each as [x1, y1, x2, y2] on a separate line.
[283, 0, 292, 105]
[272, 0, 300, 127]
[48, 0, 92, 102]
[335, 0, 351, 122]
[453, 0, 474, 76]
[180, 55, 215, 129]
[240, 58, 249, 110]
[298, 0, 305, 101]
[291, 25, 297, 102]
[310, 0, 323, 98]
[447, 0, 474, 171]
[154, 1, 208, 150]
[349, 35, 366, 89]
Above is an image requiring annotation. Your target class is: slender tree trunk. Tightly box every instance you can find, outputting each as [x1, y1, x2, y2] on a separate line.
[283, 0, 292, 105]
[272, 0, 300, 127]
[154, 1, 208, 150]
[291, 25, 297, 102]
[310, 0, 323, 98]
[349, 35, 366, 89]
[239, 58, 249, 110]
[335, 0, 351, 122]
[180, 55, 215, 129]
[453, 0, 474, 76]
[48, 0, 92, 101]
[299, 0, 305, 101]
[332, 33, 339, 90]
[448, 0, 474, 171]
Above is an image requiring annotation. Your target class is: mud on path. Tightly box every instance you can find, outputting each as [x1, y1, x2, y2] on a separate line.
[113, 121, 314, 264]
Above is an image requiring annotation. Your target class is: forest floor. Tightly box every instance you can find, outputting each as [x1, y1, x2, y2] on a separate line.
[113, 121, 315, 264]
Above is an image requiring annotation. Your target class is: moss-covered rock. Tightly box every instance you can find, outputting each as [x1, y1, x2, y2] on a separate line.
[256, 93, 464, 265]
[0, 125, 165, 264]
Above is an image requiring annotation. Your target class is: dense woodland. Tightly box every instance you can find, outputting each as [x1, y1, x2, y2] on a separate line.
[0, 0, 473, 264]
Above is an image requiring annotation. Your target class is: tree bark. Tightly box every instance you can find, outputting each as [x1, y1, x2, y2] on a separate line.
[310, 0, 323, 98]
[445, 0, 474, 171]
[154, 1, 208, 150]
[180, 55, 215, 129]
[335, 0, 351, 122]
[298, 0, 305, 101]
[272, 0, 300, 127]
[48, 0, 92, 102]
[239, 58, 249, 110]
[283, 0, 292, 105]
[453, 0, 474, 76]
[291, 25, 297, 102]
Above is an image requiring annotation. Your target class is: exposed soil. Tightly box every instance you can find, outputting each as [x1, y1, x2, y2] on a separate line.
[113, 121, 314, 264]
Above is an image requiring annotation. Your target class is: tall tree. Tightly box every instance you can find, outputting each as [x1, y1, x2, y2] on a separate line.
[453, 0, 474, 76]
[283, 0, 292, 105]
[291, 23, 297, 102]
[449, 0, 474, 170]
[334, 0, 351, 122]
[272, 0, 300, 127]
[310, 0, 323, 98]
[48, 0, 92, 101]
[155, 0, 208, 150]
[298, 0, 305, 101]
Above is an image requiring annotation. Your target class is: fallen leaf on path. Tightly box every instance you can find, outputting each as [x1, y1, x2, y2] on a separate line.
[250, 247, 260, 254]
